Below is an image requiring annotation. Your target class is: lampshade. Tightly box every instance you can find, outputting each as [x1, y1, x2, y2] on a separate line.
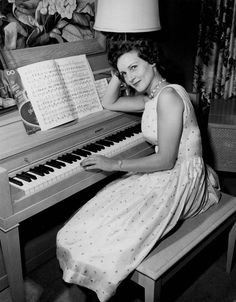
[94, 0, 161, 33]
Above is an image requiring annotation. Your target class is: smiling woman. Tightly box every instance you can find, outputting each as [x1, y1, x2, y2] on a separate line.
[102, 36, 168, 112]
[56, 34, 221, 302]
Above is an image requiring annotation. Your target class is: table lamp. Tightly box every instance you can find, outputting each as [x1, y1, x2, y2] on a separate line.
[94, 0, 161, 33]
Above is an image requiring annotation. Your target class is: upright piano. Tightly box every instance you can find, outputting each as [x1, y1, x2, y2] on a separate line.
[0, 45, 154, 302]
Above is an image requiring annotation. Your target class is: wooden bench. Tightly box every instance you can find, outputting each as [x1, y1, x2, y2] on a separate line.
[130, 192, 236, 302]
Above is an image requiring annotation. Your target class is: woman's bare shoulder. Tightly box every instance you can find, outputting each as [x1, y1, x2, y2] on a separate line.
[158, 86, 184, 109]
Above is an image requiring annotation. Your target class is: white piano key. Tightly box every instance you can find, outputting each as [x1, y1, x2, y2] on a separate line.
[13, 177, 35, 195]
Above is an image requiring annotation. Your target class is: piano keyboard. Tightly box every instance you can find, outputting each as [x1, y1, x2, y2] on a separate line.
[9, 124, 145, 196]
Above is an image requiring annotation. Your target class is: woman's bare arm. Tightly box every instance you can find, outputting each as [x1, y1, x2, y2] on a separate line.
[102, 75, 145, 112]
[82, 87, 184, 173]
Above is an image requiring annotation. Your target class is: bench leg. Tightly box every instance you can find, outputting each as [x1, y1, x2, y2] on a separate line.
[142, 278, 161, 302]
[226, 221, 236, 274]
[0, 225, 26, 302]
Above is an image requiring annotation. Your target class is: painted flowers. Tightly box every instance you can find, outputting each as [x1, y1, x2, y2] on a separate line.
[0, 0, 95, 49]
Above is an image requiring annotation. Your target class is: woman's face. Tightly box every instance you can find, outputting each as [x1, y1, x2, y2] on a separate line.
[117, 50, 155, 94]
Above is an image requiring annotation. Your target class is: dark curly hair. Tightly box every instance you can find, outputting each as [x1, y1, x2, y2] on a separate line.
[106, 33, 167, 79]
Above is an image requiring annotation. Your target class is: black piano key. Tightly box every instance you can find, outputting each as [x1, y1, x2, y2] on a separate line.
[52, 159, 66, 167]
[73, 149, 91, 157]
[37, 165, 50, 174]
[114, 131, 126, 137]
[125, 126, 136, 135]
[66, 154, 79, 162]
[15, 174, 32, 182]
[123, 128, 134, 137]
[70, 152, 81, 159]
[115, 134, 126, 141]
[53, 159, 66, 167]
[9, 177, 24, 186]
[29, 167, 45, 176]
[98, 145, 105, 150]
[39, 164, 54, 172]
[21, 171, 37, 180]
[105, 134, 123, 143]
[38, 165, 54, 174]
[63, 154, 77, 163]
[95, 139, 114, 147]
[133, 124, 141, 133]
[46, 160, 63, 169]
[121, 130, 132, 138]
[58, 155, 74, 164]
[83, 144, 104, 152]
[71, 152, 81, 159]
[124, 126, 139, 136]
[72, 153, 82, 160]
[105, 126, 138, 143]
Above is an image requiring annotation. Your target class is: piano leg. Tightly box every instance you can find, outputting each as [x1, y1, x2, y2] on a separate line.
[0, 225, 25, 302]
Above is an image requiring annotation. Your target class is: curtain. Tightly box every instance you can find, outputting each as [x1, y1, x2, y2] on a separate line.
[193, 0, 236, 105]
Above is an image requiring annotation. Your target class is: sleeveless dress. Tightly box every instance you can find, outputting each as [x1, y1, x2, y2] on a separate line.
[56, 84, 220, 302]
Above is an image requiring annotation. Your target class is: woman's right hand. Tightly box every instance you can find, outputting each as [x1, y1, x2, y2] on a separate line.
[102, 74, 145, 112]
[111, 69, 122, 80]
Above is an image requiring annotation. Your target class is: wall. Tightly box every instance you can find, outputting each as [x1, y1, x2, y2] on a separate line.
[158, 0, 201, 91]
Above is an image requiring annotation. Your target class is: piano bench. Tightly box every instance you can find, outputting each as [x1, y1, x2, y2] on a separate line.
[130, 192, 236, 302]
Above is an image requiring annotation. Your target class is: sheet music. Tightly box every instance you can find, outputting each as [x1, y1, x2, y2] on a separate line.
[17, 60, 76, 131]
[15, 55, 103, 132]
[95, 78, 109, 101]
[57, 55, 103, 118]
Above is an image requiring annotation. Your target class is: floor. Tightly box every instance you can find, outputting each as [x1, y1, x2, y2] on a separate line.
[0, 233, 236, 302]
[0, 172, 236, 302]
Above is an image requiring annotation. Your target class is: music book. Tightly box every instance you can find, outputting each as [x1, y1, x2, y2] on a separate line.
[5, 55, 105, 134]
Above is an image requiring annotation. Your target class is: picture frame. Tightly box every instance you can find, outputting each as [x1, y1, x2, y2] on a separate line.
[0, 0, 106, 69]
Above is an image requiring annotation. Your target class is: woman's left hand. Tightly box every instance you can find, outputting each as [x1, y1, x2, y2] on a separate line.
[80, 155, 118, 172]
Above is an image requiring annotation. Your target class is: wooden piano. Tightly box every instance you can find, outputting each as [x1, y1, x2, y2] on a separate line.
[0, 43, 154, 302]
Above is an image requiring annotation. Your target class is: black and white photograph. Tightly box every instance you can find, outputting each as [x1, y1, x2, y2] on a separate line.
[0, 0, 235, 302]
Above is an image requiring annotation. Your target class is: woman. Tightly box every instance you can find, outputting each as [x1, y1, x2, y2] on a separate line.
[56, 35, 220, 302]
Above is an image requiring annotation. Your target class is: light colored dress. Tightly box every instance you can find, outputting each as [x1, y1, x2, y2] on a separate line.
[56, 84, 220, 302]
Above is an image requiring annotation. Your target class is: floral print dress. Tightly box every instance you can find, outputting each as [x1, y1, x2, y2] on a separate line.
[56, 84, 220, 302]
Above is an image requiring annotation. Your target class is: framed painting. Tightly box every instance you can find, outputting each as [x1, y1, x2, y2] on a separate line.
[0, 0, 106, 69]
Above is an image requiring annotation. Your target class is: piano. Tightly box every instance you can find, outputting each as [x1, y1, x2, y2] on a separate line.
[0, 46, 154, 302]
